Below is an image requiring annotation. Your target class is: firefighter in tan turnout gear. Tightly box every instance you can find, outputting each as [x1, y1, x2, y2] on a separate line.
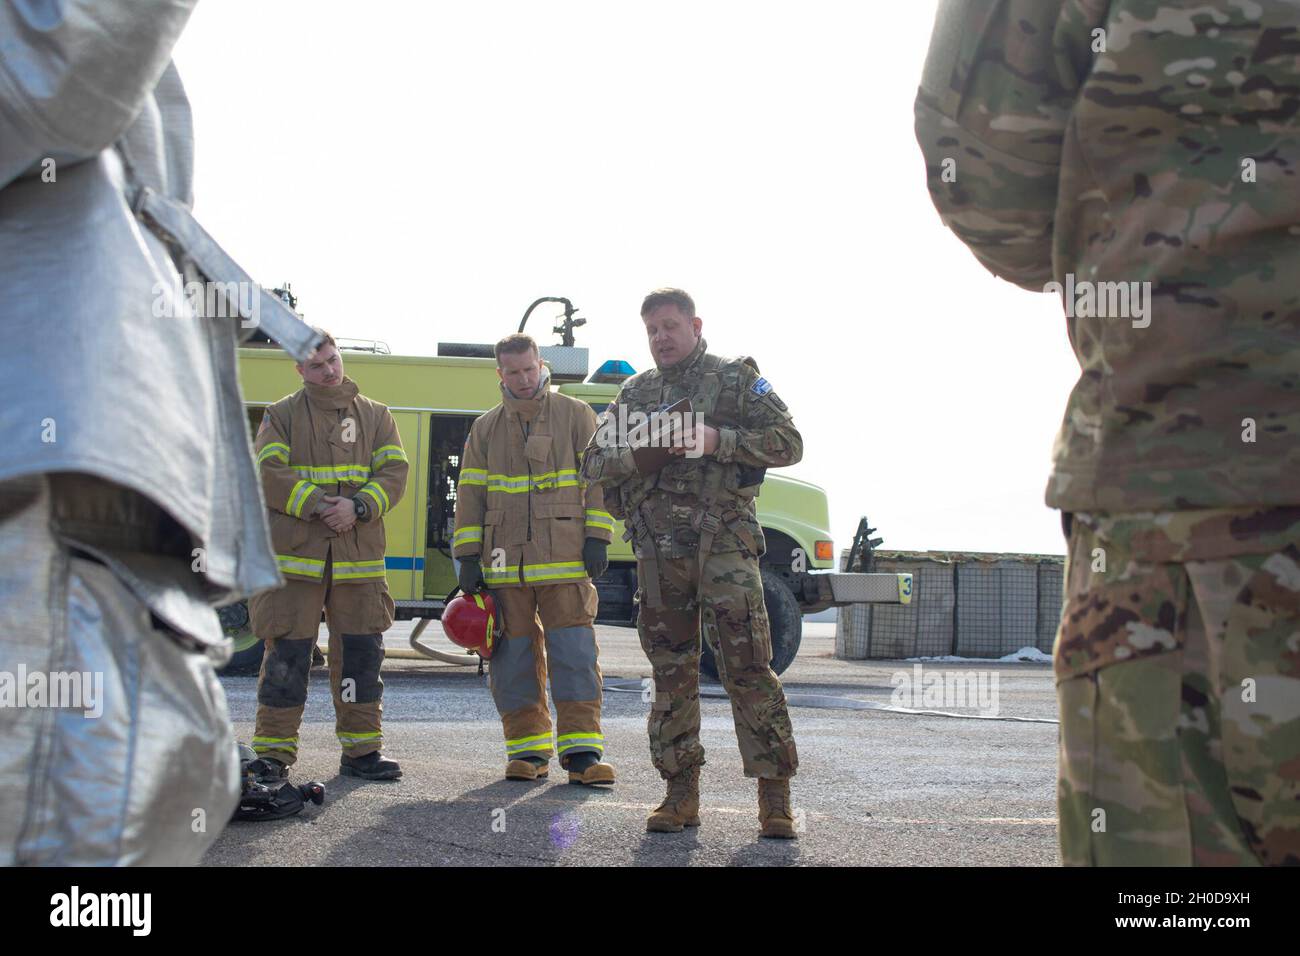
[453, 334, 617, 785]
[247, 332, 410, 781]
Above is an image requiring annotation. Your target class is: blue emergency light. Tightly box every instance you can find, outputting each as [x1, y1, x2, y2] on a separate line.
[590, 359, 636, 384]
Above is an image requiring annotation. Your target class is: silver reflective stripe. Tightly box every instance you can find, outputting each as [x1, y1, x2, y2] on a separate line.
[333, 560, 386, 580]
[276, 555, 324, 578]
[522, 562, 587, 583]
[483, 565, 520, 584]
[292, 464, 371, 483]
[453, 526, 483, 547]
[253, 738, 298, 752]
[506, 733, 554, 756]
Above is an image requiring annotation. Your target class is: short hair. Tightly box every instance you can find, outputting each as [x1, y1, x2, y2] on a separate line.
[301, 329, 336, 361]
[494, 332, 539, 363]
[640, 288, 696, 319]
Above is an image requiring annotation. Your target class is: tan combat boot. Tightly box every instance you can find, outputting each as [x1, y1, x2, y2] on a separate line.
[646, 766, 701, 833]
[758, 778, 797, 839]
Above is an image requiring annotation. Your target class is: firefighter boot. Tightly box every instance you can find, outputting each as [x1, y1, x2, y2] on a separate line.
[340, 751, 402, 780]
[505, 755, 549, 781]
[758, 778, 797, 839]
[646, 766, 701, 833]
[246, 757, 288, 784]
[565, 751, 615, 787]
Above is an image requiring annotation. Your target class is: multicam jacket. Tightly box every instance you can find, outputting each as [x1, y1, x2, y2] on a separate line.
[581, 336, 803, 561]
[915, 0, 1300, 514]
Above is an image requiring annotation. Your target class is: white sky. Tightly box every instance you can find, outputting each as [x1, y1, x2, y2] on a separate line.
[174, 0, 1081, 556]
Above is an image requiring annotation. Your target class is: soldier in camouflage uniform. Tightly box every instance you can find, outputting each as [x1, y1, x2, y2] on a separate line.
[581, 288, 803, 838]
[916, 1, 1300, 865]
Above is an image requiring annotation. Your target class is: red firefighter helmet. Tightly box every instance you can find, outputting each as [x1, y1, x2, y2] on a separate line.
[441, 590, 500, 659]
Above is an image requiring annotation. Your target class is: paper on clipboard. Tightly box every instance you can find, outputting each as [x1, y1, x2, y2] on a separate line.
[629, 398, 694, 475]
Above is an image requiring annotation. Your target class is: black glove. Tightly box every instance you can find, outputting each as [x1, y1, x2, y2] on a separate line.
[583, 538, 608, 580]
[458, 556, 485, 594]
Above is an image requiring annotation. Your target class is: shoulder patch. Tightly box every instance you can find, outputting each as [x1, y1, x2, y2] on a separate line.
[751, 377, 773, 396]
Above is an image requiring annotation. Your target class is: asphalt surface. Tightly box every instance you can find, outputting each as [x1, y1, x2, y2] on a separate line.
[205, 623, 1061, 866]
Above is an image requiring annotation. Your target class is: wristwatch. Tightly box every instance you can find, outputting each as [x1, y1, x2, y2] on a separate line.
[351, 494, 370, 522]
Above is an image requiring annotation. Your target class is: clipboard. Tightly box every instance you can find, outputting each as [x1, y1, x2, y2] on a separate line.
[629, 398, 694, 475]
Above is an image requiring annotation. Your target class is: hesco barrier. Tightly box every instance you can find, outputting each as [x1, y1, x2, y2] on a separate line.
[835, 550, 1065, 660]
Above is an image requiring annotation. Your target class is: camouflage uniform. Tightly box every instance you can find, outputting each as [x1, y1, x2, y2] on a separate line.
[582, 336, 802, 779]
[917, 1, 1300, 864]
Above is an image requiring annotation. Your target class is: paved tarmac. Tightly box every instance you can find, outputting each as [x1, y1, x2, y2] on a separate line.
[205, 623, 1061, 866]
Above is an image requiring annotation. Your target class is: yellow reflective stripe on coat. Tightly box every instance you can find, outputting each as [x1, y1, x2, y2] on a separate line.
[483, 564, 520, 584]
[584, 509, 615, 532]
[277, 554, 326, 579]
[531, 468, 581, 491]
[258, 442, 290, 465]
[484, 469, 580, 494]
[371, 444, 407, 466]
[484, 561, 588, 585]
[459, 468, 488, 486]
[287, 479, 323, 517]
[359, 481, 390, 516]
[333, 560, 386, 580]
[485, 473, 530, 493]
[521, 561, 587, 583]
[453, 525, 483, 547]
[505, 733, 554, 754]
[555, 732, 604, 754]
[291, 463, 372, 483]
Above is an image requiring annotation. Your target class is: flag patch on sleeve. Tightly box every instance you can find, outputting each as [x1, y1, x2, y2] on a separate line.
[751, 377, 772, 395]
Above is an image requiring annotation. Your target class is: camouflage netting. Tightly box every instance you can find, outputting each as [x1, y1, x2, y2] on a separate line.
[835, 550, 1065, 660]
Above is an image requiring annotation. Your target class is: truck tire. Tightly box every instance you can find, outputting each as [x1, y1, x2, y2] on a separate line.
[217, 600, 265, 676]
[700, 569, 802, 681]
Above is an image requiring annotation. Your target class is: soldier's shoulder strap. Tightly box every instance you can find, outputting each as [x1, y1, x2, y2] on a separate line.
[698, 351, 727, 373]
[720, 355, 790, 417]
[707, 353, 759, 376]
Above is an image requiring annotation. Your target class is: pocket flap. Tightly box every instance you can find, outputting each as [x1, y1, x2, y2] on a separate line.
[534, 502, 584, 520]
[60, 541, 224, 652]
[525, 434, 552, 465]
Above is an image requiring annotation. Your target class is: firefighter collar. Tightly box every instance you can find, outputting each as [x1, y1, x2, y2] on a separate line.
[501, 368, 551, 421]
[659, 336, 707, 382]
[304, 376, 359, 411]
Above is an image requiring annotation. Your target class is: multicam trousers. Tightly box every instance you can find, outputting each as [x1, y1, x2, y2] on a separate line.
[1055, 509, 1300, 866]
[637, 549, 798, 780]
